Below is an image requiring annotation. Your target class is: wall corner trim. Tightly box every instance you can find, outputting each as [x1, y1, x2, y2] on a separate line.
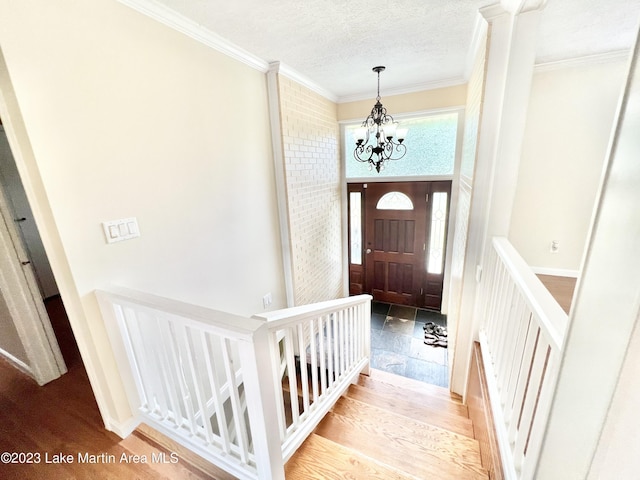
[106, 416, 141, 439]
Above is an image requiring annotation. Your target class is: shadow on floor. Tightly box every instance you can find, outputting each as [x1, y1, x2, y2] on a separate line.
[371, 302, 449, 388]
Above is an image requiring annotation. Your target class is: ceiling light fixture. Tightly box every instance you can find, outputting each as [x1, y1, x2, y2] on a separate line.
[354, 66, 407, 173]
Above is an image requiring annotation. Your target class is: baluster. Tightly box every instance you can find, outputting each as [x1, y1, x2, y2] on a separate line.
[120, 305, 152, 413]
[502, 310, 532, 420]
[513, 338, 551, 472]
[283, 327, 299, 429]
[326, 315, 334, 388]
[333, 313, 340, 378]
[296, 323, 310, 413]
[178, 325, 215, 444]
[308, 317, 319, 404]
[362, 300, 372, 376]
[220, 337, 251, 463]
[339, 309, 346, 375]
[267, 329, 287, 440]
[201, 332, 231, 452]
[349, 307, 355, 367]
[161, 317, 197, 434]
[520, 351, 560, 480]
[148, 314, 182, 424]
[318, 316, 327, 395]
[495, 283, 522, 390]
[507, 326, 540, 445]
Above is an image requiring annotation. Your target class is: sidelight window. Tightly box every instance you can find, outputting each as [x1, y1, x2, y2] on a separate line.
[427, 192, 448, 274]
[349, 192, 362, 265]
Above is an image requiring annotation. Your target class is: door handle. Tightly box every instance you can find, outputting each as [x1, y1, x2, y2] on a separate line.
[15, 217, 27, 222]
[366, 248, 372, 254]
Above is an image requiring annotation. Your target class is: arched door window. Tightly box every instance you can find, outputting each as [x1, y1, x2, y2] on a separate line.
[376, 191, 413, 210]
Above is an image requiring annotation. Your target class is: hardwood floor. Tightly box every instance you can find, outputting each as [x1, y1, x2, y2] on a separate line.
[0, 357, 221, 479]
[537, 274, 577, 314]
[286, 369, 490, 480]
[0, 297, 219, 480]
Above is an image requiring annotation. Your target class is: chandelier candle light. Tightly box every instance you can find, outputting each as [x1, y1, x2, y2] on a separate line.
[354, 66, 408, 173]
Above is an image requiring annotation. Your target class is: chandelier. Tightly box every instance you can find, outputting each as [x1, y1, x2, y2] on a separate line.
[354, 66, 407, 173]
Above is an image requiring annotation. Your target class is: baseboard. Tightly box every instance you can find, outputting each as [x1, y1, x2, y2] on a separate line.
[467, 341, 506, 480]
[0, 348, 34, 379]
[135, 423, 239, 480]
[531, 266, 579, 278]
[106, 415, 141, 439]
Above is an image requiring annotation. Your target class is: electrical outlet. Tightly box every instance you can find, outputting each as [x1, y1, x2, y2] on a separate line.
[262, 292, 272, 308]
[550, 240, 559, 253]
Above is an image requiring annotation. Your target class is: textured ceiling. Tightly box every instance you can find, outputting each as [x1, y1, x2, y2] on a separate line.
[145, 0, 640, 100]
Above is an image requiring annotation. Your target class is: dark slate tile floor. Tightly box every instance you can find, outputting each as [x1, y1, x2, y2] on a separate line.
[370, 302, 449, 388]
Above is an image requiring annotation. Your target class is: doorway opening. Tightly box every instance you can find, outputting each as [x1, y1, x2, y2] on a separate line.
[0, 120, 79, 378]
[348, 181, 452, 311]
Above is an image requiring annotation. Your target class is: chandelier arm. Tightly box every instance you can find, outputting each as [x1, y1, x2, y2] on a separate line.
[354, 144, 374, 163]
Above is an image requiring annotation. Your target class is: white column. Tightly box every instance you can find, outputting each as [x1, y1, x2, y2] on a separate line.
[536, 27, 640, 480]
[450, 2, 545, 395]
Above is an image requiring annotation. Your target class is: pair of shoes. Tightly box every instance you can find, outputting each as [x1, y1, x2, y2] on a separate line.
[423, 322, 448, 337]
[424, 321, 448, 348]
[424, 333, 447, 348]
[424, 322, 437, 334]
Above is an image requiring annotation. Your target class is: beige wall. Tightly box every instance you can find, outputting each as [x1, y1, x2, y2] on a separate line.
[0, 0, 285, 427]
[277, 75, 343, 304]
[337, 84, 467, 121]
[509, 59, 628, 273]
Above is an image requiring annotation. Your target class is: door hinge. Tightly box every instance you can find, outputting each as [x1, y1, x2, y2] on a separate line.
[423, 243, 426, 251]
[425, 193, 429, 203]
[420, 288, 424, 295]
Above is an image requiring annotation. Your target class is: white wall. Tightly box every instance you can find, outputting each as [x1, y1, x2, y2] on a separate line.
[509, 59, 627, 273]
[0, 0, 285, 429]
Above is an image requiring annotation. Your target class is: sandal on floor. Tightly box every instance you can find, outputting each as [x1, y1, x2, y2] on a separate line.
[423, 322, 437, 334]
[424, 333, 439, 345]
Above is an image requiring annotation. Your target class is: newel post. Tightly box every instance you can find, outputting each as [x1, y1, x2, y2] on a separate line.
[238, 323, 285, 480]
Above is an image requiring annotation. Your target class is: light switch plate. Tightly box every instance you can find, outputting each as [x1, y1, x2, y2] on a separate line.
[103, 217, 140, 244]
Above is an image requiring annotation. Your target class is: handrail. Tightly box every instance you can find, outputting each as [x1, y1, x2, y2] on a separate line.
[96, 288, 372, 480]
[252, 294, 371, 326]
[99, 286, 264, 339]
[476, 237, 569, 480]
[491, 238, 567, 350]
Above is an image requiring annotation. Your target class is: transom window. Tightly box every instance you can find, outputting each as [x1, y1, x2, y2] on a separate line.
[344, 111, 459, 179]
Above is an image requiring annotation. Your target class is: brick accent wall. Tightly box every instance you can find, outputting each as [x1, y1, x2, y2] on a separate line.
[277, 75, 343, 305]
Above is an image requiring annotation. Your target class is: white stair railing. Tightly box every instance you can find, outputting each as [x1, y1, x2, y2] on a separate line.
[475, 237, 568, 480]
[253, 296, 372, 461]
[96, 288, 371, 480]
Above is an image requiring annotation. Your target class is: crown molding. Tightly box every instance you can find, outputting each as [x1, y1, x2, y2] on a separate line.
[534, 50, 630, 73]
[271, 62, 339, 103]
[118, 0, 268, 72]
[337, 76, 466, 104]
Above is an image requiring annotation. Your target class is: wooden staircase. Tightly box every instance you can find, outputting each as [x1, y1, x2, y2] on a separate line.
[285, 369, 490, 480]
